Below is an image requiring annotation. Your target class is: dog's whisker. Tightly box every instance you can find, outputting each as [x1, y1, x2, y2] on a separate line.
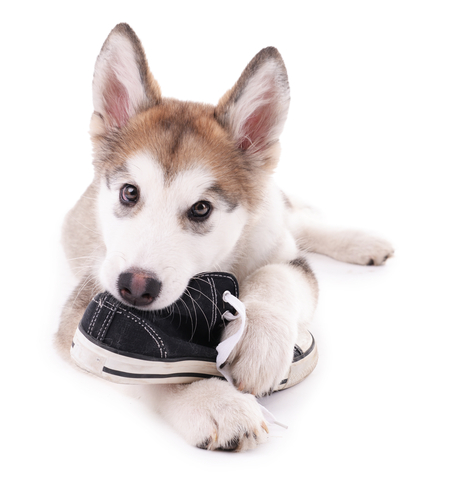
[157, 304, 174, 320]
[73, 219, 102, 235]
[70, 274, 99, 311]
[179, 295, 196, 336]
[66, 255, 100, 262]
[180, 295, 196, 340]
[173, 301, 183, 330]
[183, 289, 199, 334]
[185, 286, 213, 334]
[185, 284, 226, 330]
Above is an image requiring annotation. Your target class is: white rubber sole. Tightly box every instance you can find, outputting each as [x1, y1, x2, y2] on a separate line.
[71, 327, 318, 389]
[279, 341, 318, 391]
[71, 327, 221, 384]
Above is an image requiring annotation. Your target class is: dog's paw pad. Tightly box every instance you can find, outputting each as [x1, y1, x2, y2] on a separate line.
[184, 379, 268, 452]
[366, 245, 394, 266]
[196, 422, 267, 452]
[335, 231, 394, 266]
[217, 436, 241, 452]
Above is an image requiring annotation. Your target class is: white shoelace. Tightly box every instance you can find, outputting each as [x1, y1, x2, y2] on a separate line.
[217, 291, 288, 429]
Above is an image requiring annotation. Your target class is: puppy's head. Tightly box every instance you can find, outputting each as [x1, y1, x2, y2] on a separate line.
[91, 23, 290, 309]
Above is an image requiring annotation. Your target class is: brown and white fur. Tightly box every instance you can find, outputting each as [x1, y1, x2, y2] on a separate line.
[55, 24, 394, 451]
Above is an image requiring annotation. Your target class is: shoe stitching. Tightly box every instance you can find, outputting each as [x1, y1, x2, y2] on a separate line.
[87, 295, 104, 336]
[108, 308, 167, 359]
[98, 302, 119, 341]
[90, 296, 167, 358]
[206, 273, 238, 297]
[122, 311, 167, 359]
[91, 298, 117, 313]
[118, 306, 167, 358]
[96, 307, 113, 340]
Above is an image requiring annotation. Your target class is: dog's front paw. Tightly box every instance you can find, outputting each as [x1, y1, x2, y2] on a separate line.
[165, 379, 269, 452]
[223, 301, 296, 397]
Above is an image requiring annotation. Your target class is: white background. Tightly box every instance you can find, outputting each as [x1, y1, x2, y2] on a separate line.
[2, 1, 451, 498]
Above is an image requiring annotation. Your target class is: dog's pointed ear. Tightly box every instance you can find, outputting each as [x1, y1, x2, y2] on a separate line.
[91, 23, 161, 133]
[215, 47, 290, 163]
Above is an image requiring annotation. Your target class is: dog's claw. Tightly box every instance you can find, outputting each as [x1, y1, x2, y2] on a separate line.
[261, 421, 269, 434]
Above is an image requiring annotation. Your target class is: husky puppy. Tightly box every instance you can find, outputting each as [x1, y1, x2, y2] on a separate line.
[56, 23, 393, 451]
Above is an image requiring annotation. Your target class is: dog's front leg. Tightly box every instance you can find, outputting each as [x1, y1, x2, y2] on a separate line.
[223, 260, 318, 396]
[153, 378, 269, 451]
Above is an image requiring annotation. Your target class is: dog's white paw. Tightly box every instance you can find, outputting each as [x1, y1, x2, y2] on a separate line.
[330, 230, 394, 266]
[163, 379, 268, 451]
[223, 301, 296, 397]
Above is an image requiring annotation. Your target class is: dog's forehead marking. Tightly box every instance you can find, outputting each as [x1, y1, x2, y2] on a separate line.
[126, 152, 216, 201]
[110, 101, 226, 175]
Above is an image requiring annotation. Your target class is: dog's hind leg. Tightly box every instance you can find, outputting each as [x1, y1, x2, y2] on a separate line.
[288, 204, 394, 266]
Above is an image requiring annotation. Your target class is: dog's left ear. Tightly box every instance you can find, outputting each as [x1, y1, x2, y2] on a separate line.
[91, 23, 161, 134]
[215, 47, 290, 164]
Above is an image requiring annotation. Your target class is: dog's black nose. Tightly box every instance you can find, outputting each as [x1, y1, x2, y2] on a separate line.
[117, 269, 162, 307]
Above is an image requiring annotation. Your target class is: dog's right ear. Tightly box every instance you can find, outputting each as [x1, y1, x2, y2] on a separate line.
[91, 23, 161, 134]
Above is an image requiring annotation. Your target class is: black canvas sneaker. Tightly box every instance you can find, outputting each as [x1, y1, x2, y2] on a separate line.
[71, 272, 318, 389]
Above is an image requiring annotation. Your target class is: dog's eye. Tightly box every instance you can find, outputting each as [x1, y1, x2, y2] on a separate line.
[120, 184, 139, 205]
[190, 201, 212, 220]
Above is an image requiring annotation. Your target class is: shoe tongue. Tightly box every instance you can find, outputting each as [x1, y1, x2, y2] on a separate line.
[153, 272, 239, 347]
